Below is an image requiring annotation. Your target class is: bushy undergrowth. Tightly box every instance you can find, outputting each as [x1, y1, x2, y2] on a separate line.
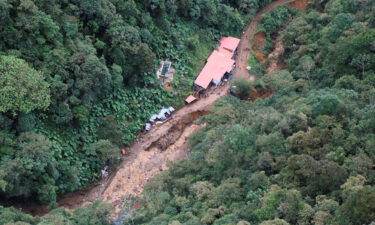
[0, 0, 248, 204]
[123, 0, 375, 224]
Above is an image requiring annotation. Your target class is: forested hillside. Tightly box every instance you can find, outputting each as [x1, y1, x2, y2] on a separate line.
[125, 0, 375, 224]
[0, 0, 374, 224]
[0, 0, 268, 206]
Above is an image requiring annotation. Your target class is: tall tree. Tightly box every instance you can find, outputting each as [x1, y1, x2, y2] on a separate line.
[0, 55, 50, 114]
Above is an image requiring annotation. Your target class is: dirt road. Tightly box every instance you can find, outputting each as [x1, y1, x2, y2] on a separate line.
[59, 89, 227, 213]
[235, 0, 293, 80]
[57, 0, 297, 215]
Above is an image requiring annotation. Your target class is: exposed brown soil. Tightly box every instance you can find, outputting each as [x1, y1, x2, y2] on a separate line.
[250, 88, 274, 101]
[247, 0, 311, 76]
[288, 0, 313, 10]
[148, 111, 211, 151]
[87, 0, 307, 215]
[266, 35, 286, 73]
[253, 32, 267, 63]
[235, 0, 294, 81]
[9, 0, 302, 218]
[263, 0, 314, 74]
[59, 108, 214, 214]
[163, 83, 173, 90]
[100, 123, 206, 214]
[59, 0, 296, 213]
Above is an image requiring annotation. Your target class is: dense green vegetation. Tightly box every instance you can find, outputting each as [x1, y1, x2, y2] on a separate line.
[232, 78, 253, 100]
[0, 0, 258, 205]
[257, 6, 298, 55]
[0, 201, 113, 225]
[123, 0, 375, 224]
[1, 0, 374, 224]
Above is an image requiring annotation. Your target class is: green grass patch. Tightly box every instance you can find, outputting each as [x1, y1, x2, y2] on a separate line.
[167, 23, 216, 107]
[249, 51, 264, 77]
[186, 34, 214, 75]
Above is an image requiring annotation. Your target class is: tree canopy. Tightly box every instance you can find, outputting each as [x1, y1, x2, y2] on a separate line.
[0, 55, 50, 114]
[0, 0, 247, 205]
[0, 0, 374, 224]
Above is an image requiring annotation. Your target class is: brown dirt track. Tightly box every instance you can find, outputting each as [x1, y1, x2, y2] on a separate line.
[14, 0, 312, 217]
[57, 0, 297, 215]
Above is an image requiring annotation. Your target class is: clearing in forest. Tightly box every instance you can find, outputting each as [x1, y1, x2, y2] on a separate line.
[57, 0, 304, 216]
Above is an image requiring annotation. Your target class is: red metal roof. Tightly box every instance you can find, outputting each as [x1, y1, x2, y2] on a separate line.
[194, 50, 235, 89]
[185, 95, 197, 103]
[194, 36, 239, 89]
[217, 47, 235, 59]
[208, 50, 235, 82]
[220, 37, 240, 52]
[194, 64, 214, 89]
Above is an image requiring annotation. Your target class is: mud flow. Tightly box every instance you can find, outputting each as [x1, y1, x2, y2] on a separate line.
[11, 0, 309, 217]
[148, 110, 210, 151]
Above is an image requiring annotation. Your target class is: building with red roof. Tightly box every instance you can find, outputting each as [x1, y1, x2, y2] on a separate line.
[185, 95, 197, 104]
[219, 37, 241, 53]
[193, 36, 240, 89]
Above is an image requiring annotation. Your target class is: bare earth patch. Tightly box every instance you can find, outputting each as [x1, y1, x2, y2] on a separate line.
[253, 32, 267, 63]
[266, 36, 286, 73]
[235, 0, 294, 81]
[52, 0, 296, 217]
[288, 0, 313, 11]
[100, 123, 205, 213]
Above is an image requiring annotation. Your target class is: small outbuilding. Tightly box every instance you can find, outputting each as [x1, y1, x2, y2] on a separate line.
[185, 95, 197, 104]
